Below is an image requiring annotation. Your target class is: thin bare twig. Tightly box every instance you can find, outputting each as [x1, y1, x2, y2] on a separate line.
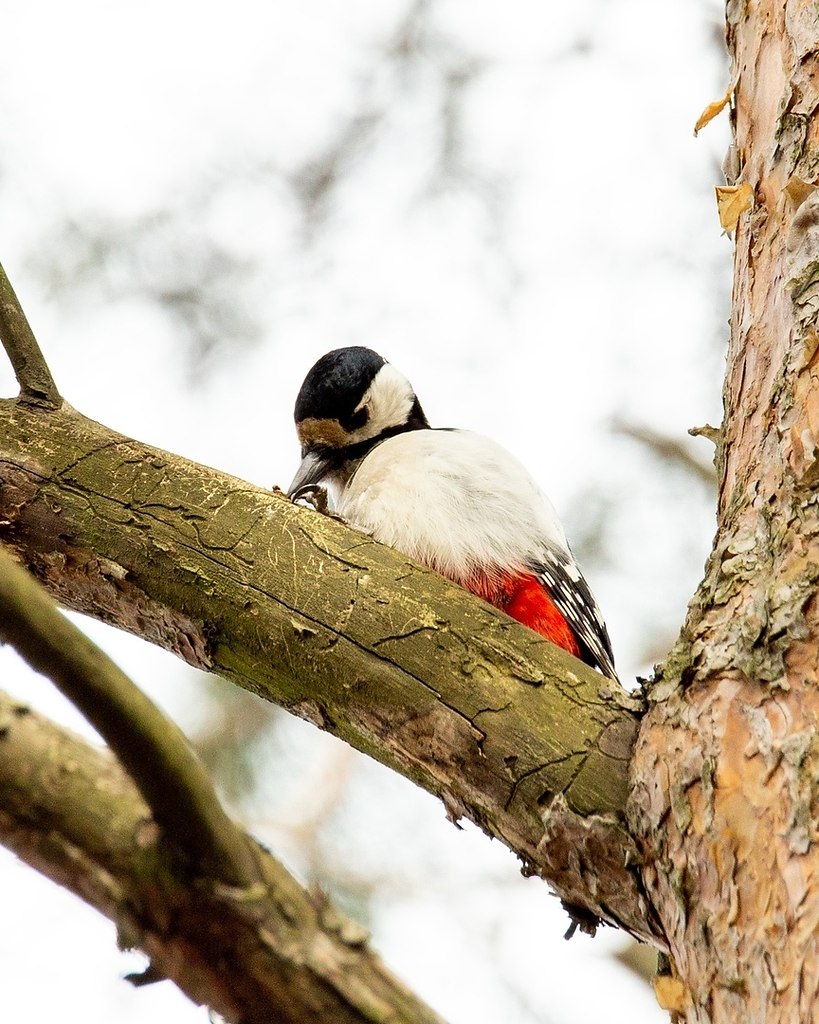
[0, 261, 61, 409]
[612, 417, 717, 488]
[0, 543, 259, 888]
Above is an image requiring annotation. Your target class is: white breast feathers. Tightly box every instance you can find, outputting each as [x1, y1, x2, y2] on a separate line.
[337, 429, 571, 587]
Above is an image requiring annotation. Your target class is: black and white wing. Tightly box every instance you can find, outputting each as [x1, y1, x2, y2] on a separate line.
[534, 544, 618, 682]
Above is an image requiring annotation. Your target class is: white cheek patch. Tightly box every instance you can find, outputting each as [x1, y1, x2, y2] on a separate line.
[356, 363, 415, 438]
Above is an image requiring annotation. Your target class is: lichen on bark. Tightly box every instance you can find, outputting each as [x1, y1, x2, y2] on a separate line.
[629, 3, 819, 1019]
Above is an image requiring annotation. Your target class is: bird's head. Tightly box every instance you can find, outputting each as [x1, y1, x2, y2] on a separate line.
[288, 346, 429, 499]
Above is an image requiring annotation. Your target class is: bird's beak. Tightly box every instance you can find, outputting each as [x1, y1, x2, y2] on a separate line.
[287, 449, 331, 500]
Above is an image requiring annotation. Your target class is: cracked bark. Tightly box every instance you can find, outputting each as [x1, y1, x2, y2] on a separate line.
[0, 397, 652, 945]
[628, 3, 819, 1020]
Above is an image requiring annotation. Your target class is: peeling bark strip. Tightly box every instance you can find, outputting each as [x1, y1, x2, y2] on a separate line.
[629, 3, 819, 1020]
[0, 690, 448, 1024]
[0, 399, 652, 941]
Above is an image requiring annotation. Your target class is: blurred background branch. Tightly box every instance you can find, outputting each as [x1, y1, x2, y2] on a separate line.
[0, 687, 448, 1024]
[0, 543, 259, 888]
[611, 416, 717, 489]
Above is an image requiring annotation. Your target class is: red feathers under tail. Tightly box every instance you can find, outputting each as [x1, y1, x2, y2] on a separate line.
[467, 572, 581, 658]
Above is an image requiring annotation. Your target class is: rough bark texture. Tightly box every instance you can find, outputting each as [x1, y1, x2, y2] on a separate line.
[0, 690, 447, 1024]
[629, 3, 819, 1020]
[0, 399, 654, 942]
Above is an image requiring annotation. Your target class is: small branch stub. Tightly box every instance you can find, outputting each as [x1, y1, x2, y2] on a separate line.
[0, 261, 61, 409]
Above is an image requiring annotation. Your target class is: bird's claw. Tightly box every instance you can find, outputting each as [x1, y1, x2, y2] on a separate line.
[290, 484, 346, 522]
[291, 484, 331, 514]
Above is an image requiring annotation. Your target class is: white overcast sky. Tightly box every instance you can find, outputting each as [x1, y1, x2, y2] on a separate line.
[0, 2, 730, 1022]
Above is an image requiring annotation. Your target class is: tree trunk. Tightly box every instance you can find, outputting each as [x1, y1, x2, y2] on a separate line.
[629, 3, 819, 1019]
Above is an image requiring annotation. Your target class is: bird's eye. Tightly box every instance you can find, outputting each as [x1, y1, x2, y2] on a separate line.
[348, 406, 369, 430]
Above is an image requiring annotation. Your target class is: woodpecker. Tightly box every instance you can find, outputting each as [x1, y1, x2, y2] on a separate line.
[288, 346, 618, 681]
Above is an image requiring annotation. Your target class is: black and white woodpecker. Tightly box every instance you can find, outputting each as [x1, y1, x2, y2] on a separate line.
[288, 346, 617, 681]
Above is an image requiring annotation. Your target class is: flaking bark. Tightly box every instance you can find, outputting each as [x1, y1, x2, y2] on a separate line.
[629, 3, 819, 1020]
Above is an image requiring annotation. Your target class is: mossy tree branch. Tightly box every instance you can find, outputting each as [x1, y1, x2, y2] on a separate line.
[0, 397, 657, 945]
[0, 689, 448, 1024]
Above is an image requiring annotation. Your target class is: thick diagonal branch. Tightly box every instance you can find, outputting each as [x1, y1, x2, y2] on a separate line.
[0, 690, 447, 1024]
[0, 262, 61, 409]
[0, 542, 258, 887]
[0, 398, 657, 944]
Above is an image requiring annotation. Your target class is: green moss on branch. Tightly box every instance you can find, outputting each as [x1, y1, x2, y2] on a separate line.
[0, 398, 653, 942]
